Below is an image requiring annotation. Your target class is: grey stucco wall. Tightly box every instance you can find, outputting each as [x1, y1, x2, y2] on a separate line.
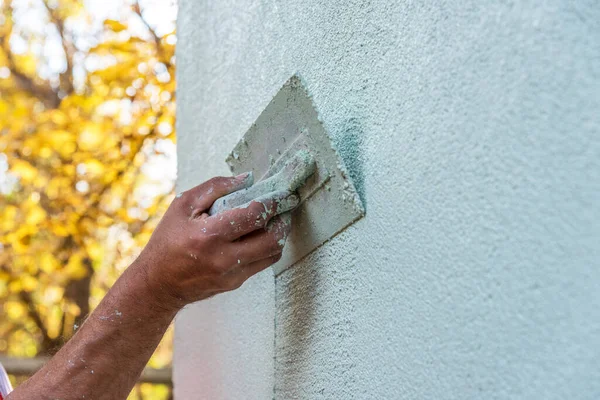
[175, 1, 600, 399]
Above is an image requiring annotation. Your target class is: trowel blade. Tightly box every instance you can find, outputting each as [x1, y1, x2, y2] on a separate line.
[226, 75, 365, 275]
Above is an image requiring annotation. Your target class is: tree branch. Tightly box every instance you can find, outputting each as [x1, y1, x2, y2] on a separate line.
[41, 0, 75, 95]
[0, 2, 60, 108]
[133, 1, 161, 46]
[4, 59, 60, 107]
[132, 1, 164, 60]
[18, 290, 57, 354]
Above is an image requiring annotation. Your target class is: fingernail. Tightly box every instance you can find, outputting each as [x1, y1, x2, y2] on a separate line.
[267, 214, 291, 233]
[235, 171, 254, 187]
[276, 194, 300, 214]
[288, 194, 300, 207]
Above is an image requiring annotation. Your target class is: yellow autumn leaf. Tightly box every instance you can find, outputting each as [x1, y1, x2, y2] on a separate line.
[25, 204, 47, 226]
[14, 54, 37, 76]
[46, 313, 59, 340]
[0, 99, 9, 114]
[42, 128, 74, 146]
[39, 147, 53, 158]
[46, 176, 72, 200]
[49, 222, 72, 237]
[10, 159, 38, 183]
[83, 159, 105, 177]
[49, 110, 69, 126]
[0, 205, 18, 231]
[43, 286, 64, 303]
[10, 225, 37, 254]
[4, 301, 27, 320]
[65, 253, 88, 280]
[78, 124, 105, 151]
[84, 241, 104, 261]
[21, 275, 38, 292]
[104, 19, 128, 33]
[67, 303, 81, 316]
[8, 281, 22, 294]
[135, 231, 152, 247]
[40, 253, 60, 274]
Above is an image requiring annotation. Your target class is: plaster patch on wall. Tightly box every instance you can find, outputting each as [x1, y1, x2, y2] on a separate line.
[275, 230, 361, 399]
[335, 117, 367, 209]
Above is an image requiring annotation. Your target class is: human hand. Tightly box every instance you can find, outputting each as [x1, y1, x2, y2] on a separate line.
[134, 173, 298, 311]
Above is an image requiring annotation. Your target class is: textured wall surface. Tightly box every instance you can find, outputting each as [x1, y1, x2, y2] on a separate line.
[175, 1, 600, 399]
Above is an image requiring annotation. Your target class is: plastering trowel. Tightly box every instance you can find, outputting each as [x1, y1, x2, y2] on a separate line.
[210, 75, 365, 275]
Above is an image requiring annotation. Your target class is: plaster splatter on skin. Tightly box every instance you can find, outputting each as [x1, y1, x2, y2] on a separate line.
[274, 195, 301, 214]
[176, 192, 183, 198]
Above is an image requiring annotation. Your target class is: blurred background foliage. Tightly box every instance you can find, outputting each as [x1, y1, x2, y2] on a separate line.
[0, 0, 177, 398]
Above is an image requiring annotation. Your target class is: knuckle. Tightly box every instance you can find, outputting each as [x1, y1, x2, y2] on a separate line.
[184, 234, 199, 249]
[209, 176, 234, 191]
[249, 201, 269, 220]
[230, 281, 243, 291]
[203, 255, 222, 271]
[211, 257, 232, 271]
[207, 176, 227, 185]
[248, 200, 264, 213]
[268, 235, 282, 253]
[223, 276, 242, 291]
[174, 190, 193, 208]
[189, 230, 212, 247]
[177, 190, 190, 201]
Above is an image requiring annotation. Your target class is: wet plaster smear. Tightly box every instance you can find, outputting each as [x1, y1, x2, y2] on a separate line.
[174, 1, 600, 399]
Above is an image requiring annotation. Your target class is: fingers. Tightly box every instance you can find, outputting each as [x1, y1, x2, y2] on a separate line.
[230, 215, 292, 264]
[179, 173, 254, 212]
[243, 254, 282, 278]
[205, 191, 298, 241]
[226, 254, 282, 290]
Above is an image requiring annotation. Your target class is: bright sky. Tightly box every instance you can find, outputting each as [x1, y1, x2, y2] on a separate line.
[85, 0, 177, 36]
[10, 0, 177, 77]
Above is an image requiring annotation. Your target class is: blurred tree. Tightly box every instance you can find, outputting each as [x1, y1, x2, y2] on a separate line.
[0, 0, 176, 398]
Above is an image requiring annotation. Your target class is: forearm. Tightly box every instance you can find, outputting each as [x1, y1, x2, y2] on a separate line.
[6, 174, 294, 399]
[8, 261, 177, 400]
